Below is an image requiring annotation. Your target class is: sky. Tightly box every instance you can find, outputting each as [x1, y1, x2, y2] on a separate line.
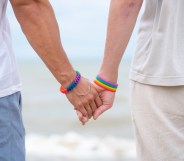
[7, 0, 142, 61]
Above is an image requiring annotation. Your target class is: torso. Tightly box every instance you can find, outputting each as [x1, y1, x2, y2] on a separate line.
[0, 0, 22, 97]
[131, 0, 184, 86]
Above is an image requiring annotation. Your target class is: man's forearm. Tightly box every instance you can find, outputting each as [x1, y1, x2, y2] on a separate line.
[99, 0, 143, 83]
[10, 0, 75, 86]
[10, 0, 103, 119]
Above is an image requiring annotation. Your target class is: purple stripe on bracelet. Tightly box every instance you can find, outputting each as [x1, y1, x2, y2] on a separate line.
[97, 75, 118, 86]
[75, 74, 81, 83]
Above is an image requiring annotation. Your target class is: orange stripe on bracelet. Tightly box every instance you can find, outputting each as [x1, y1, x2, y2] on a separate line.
[94, 80, 116, 92]
[95, 80, 116, 91]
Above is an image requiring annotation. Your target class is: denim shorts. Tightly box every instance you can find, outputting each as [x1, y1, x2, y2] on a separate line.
[0, 92, 25, 161]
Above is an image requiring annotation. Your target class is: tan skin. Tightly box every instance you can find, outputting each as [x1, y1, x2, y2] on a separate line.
[10, 0, 102, 121]
[78, 0, 144, 123]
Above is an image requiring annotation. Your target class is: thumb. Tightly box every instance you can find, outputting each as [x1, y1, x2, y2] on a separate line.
[93, 105, 109, 120]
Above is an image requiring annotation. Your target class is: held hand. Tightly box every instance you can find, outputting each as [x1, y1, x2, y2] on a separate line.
[66, 77, 102, 119]
[93, 83, 115, 120]
[76, 83, 116, 124]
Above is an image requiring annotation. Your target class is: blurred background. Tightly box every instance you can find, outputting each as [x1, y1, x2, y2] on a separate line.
[7, 0, 143, 161]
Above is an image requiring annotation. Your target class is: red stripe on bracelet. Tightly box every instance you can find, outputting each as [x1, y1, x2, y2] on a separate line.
[94, 80, 116, 92]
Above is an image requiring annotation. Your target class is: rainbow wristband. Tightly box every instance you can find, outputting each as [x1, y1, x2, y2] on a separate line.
[94, 75, 118, 92]
[60, 71, 81, 94]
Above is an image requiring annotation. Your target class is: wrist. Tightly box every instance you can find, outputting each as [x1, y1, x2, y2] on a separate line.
[60, 70, 81, 94]
[58, 69, 76, 88]
[94, 74, 118, 92]
[98, 69, 118, 84]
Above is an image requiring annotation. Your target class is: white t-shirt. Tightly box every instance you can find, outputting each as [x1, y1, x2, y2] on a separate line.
[130, 0, 184, 86]
[0, 0, 22, 97]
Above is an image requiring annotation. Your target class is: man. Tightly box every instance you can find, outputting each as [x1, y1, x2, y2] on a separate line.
[0, 0, 102, 160]
[82, 0, 184, 160]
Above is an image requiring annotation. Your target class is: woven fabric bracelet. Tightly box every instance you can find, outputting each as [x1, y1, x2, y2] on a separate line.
[60, 71, 81, 94]
[94, 75, 118, 92]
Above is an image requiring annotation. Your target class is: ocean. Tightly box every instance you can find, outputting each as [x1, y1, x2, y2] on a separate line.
[18, 59, 136, 161]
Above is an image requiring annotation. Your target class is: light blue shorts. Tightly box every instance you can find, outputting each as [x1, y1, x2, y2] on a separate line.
[0, 92, 25, 161]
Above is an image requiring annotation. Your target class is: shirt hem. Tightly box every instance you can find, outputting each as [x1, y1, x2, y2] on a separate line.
[130, 70, 184, 86]
[0, 83, 22, 98]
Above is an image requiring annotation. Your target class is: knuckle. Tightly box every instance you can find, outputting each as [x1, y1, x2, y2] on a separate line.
[92, 105, 97, 111]
[87, 109, 92, 114]
[79, 107, 87, 115]
[92, 91, 98, 99]
[82, 100, 88, 106]
[83, 111, 88, 116]
[88, 94, 94, 102]
[89, 110, 93, 116]
[76, 102, 83, 108]
[74, 107, 78, 111]
[89, 112, 93, 117]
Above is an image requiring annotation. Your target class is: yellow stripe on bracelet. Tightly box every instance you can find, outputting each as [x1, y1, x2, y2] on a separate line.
[94, 80, 117, 92]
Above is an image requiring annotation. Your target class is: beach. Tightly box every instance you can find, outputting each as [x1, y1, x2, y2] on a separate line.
[18, 59, 136, 161]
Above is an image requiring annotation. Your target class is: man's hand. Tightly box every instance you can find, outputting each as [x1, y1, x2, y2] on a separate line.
[93, 84, 115, 120]
[76, 83, 116, 124]
[66, 78, 102, 119]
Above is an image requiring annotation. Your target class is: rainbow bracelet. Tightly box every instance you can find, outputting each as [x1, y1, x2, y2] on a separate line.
[60, 71, 81, 94]
[94, 75, 118, 92]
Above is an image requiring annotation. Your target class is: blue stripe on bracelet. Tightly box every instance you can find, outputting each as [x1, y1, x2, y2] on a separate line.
[67, 71, 81, 92]
[96, 76, 118, 88]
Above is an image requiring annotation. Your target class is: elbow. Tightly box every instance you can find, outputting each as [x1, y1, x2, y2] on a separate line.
[115, 0, 143, 18]
[10, 0, 38, 21]
[10, 0, 44, 7]
[10, 0, 35, 6]
[10, 0, 42, 30]
[129, 0, 143, 10]
[115, 0, 143, 10]
[10, 0, 47, 17]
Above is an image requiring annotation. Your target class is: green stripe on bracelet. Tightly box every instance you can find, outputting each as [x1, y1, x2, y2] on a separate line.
[94, 80, 117, 92]
[96, 77, 118, 89]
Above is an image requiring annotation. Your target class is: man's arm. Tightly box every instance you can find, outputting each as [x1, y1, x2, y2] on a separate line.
[93, 0, 143, 119]
[10, 0, 102, 119]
